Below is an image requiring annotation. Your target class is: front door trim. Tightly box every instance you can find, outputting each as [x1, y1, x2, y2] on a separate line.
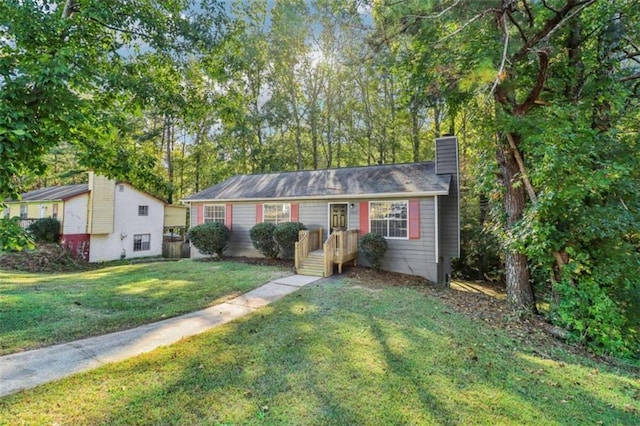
[328, 202, 350, 233]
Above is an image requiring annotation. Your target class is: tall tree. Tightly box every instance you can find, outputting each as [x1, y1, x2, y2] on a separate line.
[0, 0, 227, 200]
[375, 0, 640, 354]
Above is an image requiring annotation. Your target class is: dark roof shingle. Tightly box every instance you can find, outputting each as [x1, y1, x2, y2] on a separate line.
[185, 162, 450, 201]
[14, 184, 89, 202]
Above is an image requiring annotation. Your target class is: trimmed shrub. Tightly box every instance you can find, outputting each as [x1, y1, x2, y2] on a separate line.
[359, 232, 388, 271]
[187, 222, 231, 259]
[274, 222, 306, 259]
[28, 217, 61, 244]
[250, 222, 279, 259]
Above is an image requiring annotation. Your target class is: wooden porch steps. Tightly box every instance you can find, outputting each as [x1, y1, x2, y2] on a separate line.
[296, 251, 324, 277]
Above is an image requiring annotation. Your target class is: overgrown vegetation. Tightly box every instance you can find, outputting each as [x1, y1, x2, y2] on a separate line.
[273, 222, 306, 259]
[0, 260, 287, 355]
[359, 232, 388, 271]
[0, 277, 636, 424]
[0, 244, 89, 273]
[249, 222, 279, 259]
[187, 222, 231, 259]
[27, 217, 60, 244]
[0, 217, 34, 253]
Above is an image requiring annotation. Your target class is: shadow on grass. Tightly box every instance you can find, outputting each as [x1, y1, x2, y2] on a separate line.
[9, 279, 630, 425]
[0, 260, 287, 355]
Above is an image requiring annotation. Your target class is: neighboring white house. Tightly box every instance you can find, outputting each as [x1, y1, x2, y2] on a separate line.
[3, 172, 186, 262]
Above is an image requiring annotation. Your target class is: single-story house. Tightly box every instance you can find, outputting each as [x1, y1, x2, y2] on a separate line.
[183, 136, 459, 284]
[2, 172, 187, 262]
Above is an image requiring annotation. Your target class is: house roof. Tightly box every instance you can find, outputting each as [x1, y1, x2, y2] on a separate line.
[8, 184, 89, 202]
[184, 161, 451, 202]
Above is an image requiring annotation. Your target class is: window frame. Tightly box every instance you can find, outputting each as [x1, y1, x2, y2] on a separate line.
[263, 203, 291, 225]
[133, 233, 151, 252]
[369, 200, 409, 240]
[138, 205, 149, 216]
[203, 204, 226, 224]
[19, 204, 28, 219]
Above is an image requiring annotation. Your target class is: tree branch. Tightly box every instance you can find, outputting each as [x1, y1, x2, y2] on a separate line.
[439, 8, 500, 42]
[507, 9, 529, 44]
[512, 0, 597, 62]
[490, 13, 510, 99]
[88, 16, 150, 40]
[620, 73, 640, 82]
[505, 132, 538, 204]
[521, 0, 534, 27]
[62, 0, 79, 18]
[515, 49, 549, 114]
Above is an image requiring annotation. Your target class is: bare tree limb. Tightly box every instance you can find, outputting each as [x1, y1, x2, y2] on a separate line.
[490, 13, 510, 99]
[505, 132, 538, 204]
[439, 8, 500, 42]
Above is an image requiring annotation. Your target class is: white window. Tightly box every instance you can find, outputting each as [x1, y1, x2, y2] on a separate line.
[369, 201, 408, 239]
[138, 205, 149, 216]
[204, 205, 226, 224]
[133, 234, 151, 251]
[263, 203, 290, 225]
[20, 204, 27, 219]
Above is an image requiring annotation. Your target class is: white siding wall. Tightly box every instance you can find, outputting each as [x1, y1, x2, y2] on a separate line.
[62, 194, 89, 235]
[89, 185, 164, 262]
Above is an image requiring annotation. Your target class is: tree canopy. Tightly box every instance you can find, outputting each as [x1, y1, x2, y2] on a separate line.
[1, 0, 638, 357]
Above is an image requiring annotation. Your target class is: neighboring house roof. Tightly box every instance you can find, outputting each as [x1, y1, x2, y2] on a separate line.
[184, 162, 451, 202]
[8, 184, 89, 202]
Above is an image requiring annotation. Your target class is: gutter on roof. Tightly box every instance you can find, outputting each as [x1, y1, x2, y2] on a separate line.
[181, 190, 450, 204]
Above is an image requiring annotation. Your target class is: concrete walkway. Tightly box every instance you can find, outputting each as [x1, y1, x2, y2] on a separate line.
[0, 274, 323, 398]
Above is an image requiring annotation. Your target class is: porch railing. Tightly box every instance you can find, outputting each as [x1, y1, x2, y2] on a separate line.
[295, 228, 323, 271]
[323, 230, 359, 277]
[15, 218, 38, 229]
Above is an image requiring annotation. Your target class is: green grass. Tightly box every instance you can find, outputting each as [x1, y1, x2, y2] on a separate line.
[0, 259, 289, 355]
[1, 277, 637, 425]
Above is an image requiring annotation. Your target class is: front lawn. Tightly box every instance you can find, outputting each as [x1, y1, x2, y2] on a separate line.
[0, 259, 289, 355]
[0, 276, 637, 425]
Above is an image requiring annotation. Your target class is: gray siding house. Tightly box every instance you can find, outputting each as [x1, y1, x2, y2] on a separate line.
[183, 136, 460, 284]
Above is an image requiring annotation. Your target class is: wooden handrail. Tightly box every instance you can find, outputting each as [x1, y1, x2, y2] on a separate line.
[295, 228, 323, 271]
[323, 232, 336, 277]
[323, 230, 359, 276]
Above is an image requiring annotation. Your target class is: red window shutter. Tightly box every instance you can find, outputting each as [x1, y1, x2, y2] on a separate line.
[291, 203, 299, 222]
[225, 203, 233, 230]
[359, 202, 369, 236]
[256, 204, 263, 223]
[197, 204, 204, 225]
[409, 199, 420, 239]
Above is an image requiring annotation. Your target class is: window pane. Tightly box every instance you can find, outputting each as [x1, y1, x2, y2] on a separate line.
[204, 205, 225, 224]
[133, 234, 151, 251]
[264, 204, 290, 224]
[369, 201, 408, 238]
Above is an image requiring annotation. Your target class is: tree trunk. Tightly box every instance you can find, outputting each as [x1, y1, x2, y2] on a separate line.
[497, 134, 536, 312]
